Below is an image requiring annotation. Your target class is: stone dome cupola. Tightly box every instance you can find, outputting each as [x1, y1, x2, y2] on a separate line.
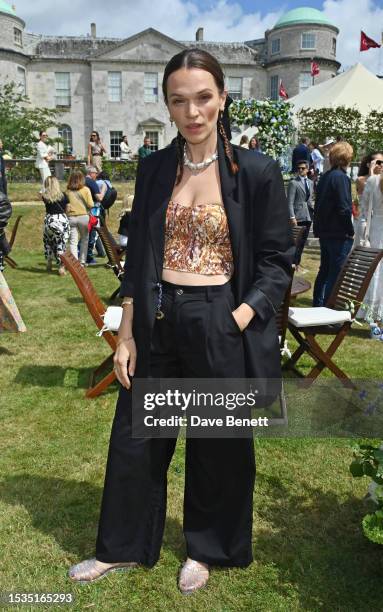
[0, 0, 26, 52]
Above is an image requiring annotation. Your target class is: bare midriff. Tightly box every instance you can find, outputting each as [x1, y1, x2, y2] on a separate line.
[162, 199, 234, 286]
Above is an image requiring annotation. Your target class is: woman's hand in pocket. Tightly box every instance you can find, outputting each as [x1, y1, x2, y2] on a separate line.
[232, 303, 256, 332]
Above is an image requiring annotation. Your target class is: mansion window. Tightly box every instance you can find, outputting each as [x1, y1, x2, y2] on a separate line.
[271, 38, 281, 54]
[110, 131, 123, 158]
[270, 75, 279, 101]
[227, 77, 243, 100]
[58, 124, 73, 155]
[144, 73, 158, 103]
[14, 27, 22, 46]
[17, 66, 26, 95]
[332, 38, 337, 55]
[301, 32, 316, 50]
[145, 131, 159, 151]
[108, 72, 122, 102]
[299, 72, 312, 93]
[55, 72, 71, 107]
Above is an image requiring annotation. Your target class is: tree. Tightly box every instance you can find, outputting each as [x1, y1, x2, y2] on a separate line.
[297, 106, 363, 157]
[0, 81, 62, 157]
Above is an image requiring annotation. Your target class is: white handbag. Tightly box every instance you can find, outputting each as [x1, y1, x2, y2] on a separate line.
[97, 306, 123, 336]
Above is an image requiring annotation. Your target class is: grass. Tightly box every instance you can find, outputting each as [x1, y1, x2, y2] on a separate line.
[1, 201, 383, 611]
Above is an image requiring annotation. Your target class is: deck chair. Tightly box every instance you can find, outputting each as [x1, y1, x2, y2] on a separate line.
[272, 275, 294, 425]
[96, 223, 125, 301]
[286, 246, 383, 388]
[60, 252, 117, 398]
[4, 215, 22, 269]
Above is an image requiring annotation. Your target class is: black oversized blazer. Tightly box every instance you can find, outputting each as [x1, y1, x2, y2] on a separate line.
[120, 134, 295, 383]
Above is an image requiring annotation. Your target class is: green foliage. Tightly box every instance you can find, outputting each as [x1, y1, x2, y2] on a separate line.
[350, 442, 383, 544]
[298, 106, 383, 159]
[363, 110, 383, 153]
[229, 98, 294, 158]
[101, 159, 138, 181]
[0, 81, 61, 157]
[297, 106, 362, 157]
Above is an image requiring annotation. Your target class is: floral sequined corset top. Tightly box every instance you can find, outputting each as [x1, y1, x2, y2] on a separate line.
[163, 200, 234, 276]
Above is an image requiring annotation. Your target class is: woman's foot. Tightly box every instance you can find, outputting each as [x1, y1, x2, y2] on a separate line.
[178, 558, 209, 595]
[58, 265, 67, 276]
[68, 558, 138, 584]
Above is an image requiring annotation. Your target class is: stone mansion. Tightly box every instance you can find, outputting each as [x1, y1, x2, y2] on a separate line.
[0, 2, 340, 157]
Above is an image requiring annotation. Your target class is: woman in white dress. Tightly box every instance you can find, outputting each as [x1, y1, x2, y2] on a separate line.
[358, 172, 383, 337]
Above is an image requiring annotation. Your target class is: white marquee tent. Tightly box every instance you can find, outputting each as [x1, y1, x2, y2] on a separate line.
[288, 63, 383, 115]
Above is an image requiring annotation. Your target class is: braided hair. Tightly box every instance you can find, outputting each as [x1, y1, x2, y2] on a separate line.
[163, 48, 239, 184]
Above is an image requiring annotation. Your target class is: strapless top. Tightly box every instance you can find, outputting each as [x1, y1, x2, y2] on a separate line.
[163, 200, 234, 276]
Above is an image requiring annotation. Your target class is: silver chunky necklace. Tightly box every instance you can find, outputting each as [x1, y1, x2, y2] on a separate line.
[183, 144, 218, 173]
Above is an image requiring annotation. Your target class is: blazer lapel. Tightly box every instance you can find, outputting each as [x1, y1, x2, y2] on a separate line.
[217, 136, 242, 267]
[148, 144, 178, 280]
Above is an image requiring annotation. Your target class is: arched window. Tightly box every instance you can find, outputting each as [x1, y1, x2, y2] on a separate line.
[58, 124, 73, 154]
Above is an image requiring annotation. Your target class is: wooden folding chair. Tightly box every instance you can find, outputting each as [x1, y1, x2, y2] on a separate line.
[97, 223, 125, 301]
[286, 246, 383, 388]
[60, 252, 117, 398]
[272, 275, 294, 425]
[4, 215, 22, 269]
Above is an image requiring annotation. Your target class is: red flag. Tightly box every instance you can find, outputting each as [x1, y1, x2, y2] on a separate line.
[311, 61, 320, 77]
[279, 81, 288, 99]
[360, 31, 381, 51]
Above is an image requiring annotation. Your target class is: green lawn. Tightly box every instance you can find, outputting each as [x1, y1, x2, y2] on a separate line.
[7, 182, 135, 202]
[1, 204, 383, 611]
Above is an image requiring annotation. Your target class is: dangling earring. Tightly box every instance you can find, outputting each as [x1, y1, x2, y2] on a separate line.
[170, 118, 174, 127]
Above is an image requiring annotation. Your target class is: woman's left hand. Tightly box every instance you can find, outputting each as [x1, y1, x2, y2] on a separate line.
[232, 303, 255, 332]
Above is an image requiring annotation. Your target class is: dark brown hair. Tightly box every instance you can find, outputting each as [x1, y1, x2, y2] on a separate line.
[162, 48, 238, 184]
[358, 151, 383, 176]
[67, 170, 85, 191]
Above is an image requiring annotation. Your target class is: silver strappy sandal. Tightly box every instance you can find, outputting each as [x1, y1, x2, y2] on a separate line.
[68, 558, 138, 584]
[178, 558, 210, 595]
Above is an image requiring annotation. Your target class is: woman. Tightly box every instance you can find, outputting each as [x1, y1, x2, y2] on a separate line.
[120, 136, 133, 161]
[69, 49, 294, 593]
[248, 135, 262, 153]
[41, 176, 69, 276]
[313, 141, 355, 307]
[239, 135, 249, 148]
[358, 173, 383, 337]
[87, 131, 106, 172]
[309, 142, 324, 176]
[356, 151, 383, 197]
[66, 171, 93, 266]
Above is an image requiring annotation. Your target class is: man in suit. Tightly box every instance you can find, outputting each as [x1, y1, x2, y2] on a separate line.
[291, 137, 311, 173]
[287, 159, 314, 270]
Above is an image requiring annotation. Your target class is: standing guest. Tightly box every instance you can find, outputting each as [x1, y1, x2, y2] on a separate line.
[41, 176, 69, 276]
[291, 137, 311, 173]
[358, 173, 383, 337]
[120, 136, 133, 161]
[248, 135, 263, 155]
[35, 130, 52, 192]
[313, 141, 354, 307]
[0, 139, 7, 195]
[138, 137, 152, 159]
[85, 166, 104, 265]
[309, 142, 324, 177]
[97, 171, 117, 211]
[0, 189, 12, 272]
[287, 160, 314, 270]
[239, 135, 249, 148]
[356, 151, 383, 197]
[87, 131, 106, 173]
[66, 171, 93, 266]
[69, 47, 294, 593]
[320, 137, 335, 173]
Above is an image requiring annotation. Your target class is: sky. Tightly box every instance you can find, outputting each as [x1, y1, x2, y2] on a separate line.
[9, 0, 383, 74]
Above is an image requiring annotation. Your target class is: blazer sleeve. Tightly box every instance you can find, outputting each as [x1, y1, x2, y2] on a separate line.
[334, 174, 354, 236]
[243, 160, 295, 330]
[119, 160, 145, 298]
[287, 180, 296, 218]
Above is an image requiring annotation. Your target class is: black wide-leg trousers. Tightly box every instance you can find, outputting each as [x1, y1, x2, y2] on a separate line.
[95, 281, 256, 568]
